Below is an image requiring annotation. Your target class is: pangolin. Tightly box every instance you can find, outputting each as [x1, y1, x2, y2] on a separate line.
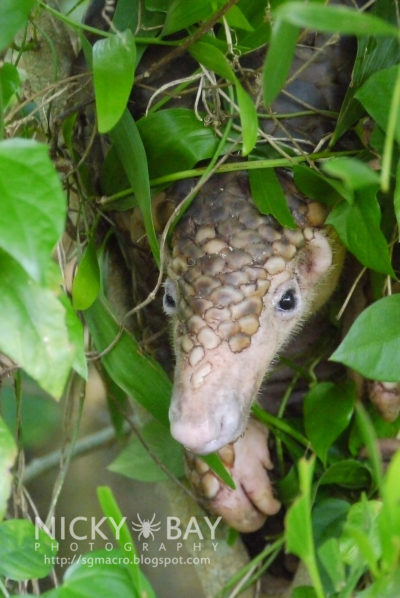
[163, 172, 347, 530]
[158, 12, 354, 531]
[165, 172, 345, 455]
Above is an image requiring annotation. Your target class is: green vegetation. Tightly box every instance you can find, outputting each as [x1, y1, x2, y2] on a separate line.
[0, 0, 399, 596]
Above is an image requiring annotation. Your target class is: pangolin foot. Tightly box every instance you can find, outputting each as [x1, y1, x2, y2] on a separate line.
[185, 418, 281, 532]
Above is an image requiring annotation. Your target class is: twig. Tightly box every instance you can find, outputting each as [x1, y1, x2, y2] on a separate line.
[7, 84, 70, 133]
[145, 73, 202, 116]
[45, 374, 85, 526]
[336, 266, 367, 320]
[227, 562, 258, 598]
[113, 398, 204, 504]
[103, 149, 361, 205]
[135, 0, 241, 84]
[23, 422, 130, 484]
[5, 72, 90, 124]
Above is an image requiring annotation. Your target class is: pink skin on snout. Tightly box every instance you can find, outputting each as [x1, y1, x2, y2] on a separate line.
[169, 341, 263, 454]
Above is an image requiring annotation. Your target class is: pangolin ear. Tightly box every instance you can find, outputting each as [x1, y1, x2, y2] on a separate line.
[297, 231, 332, 286]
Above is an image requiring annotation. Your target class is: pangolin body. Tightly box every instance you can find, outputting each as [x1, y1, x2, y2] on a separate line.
[158, 15, 358, 453]
[153, 12, 356, 455]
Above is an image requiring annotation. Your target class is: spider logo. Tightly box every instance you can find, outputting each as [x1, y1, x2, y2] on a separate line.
[131, 513, 161, 541]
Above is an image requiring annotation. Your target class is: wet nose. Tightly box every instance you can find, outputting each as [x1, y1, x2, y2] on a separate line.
[169, 401, 242, 454]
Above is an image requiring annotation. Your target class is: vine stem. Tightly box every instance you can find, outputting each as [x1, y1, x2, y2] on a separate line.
[36, 1, 177, 44]
[135, 0, 241, 83]
[23, 422, 130, 484]
[0, 578, 10, 598]
[103, 149, 361, 205]
[381, 63, 400, 192]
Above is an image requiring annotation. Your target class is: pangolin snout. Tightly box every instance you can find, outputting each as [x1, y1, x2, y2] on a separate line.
[169, 394, 245, 454]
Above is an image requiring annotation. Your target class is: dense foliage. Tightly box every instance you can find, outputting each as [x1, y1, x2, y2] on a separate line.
[0, 0, 400, 596]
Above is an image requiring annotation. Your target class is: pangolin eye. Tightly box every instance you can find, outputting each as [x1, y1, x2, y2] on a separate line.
[273, 280, 301, 319]
[164, 293, 176, 310]
[277, 288, 297, 312]
[163, 279, 178, 315]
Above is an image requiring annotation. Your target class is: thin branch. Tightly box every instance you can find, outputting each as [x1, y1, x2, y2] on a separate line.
[5, 72, 90, 125]
[336, 266, 367, 320]
[102, 149, 361, 205]
[135, 0, 241, 84]
[23, 422, 130, 484]
[45, 375, 85, 526]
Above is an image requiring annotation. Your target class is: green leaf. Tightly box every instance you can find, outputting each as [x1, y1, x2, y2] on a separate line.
[0, 62, 20, 108]
[265, 0, 378, 112]
[189, 39, 236, 83]
[235, 81, 259, 156]
[60, 294, 88, 380]
[276, 466, 299, 505]
[355, 64, 400, 144]
[189, 41, 258, 155]
[379, 450, 400, 570]
[275, 3, 400, 38]
[146, 0, 170, 10]
[249, 168, 296, 228]
[344, 525, 380, 578]
[285, 457, 324, 598]
[318, 538, 346, 591]
[334, 0, 400, 143]
[137, 108, 219, 178]
[293, 165, 347, 206]
[356, 569, 400, 598]
[318, 460, 372, 489]
[0, 519, 55, 580]
[84, 297, 171, 425]
[113, 0, 141, 32]
[110, 110, 160, 266]
[225, 5, 253, 32]
[322, 158, 380, 199]
[354, 403, 383, 489]
[72, 240, 101, 311]
[0, 139, 66, 283]
[0, 417, 16, 522]
[0, 0, 34, 52]
[162, 0, 212, 36]
[395, 158, 400, 238]
[0, 251, 75, 399]
[262, 19, 299, 106]
[61, 549, 150, 598]
[93, 30, 136, 133]
[1, 381, 60, 451]
[102, 371, 128, 437]
[239, 21, 271, 54]
[292, 589, 318, 598]
[201, 452, 235, 490]
[340, 499, 382, 569]
[375, 65, 400, 193]
[97, 487, 146, 594]
[109, 419, 184, 481]
[326, 189, 394, 276]
[312, 498, 350, 548]
[304, 381, 355, 465]
[331, 295, 400, 382]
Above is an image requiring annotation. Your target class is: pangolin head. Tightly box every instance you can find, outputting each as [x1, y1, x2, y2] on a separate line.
[164, 172, 339, 454]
